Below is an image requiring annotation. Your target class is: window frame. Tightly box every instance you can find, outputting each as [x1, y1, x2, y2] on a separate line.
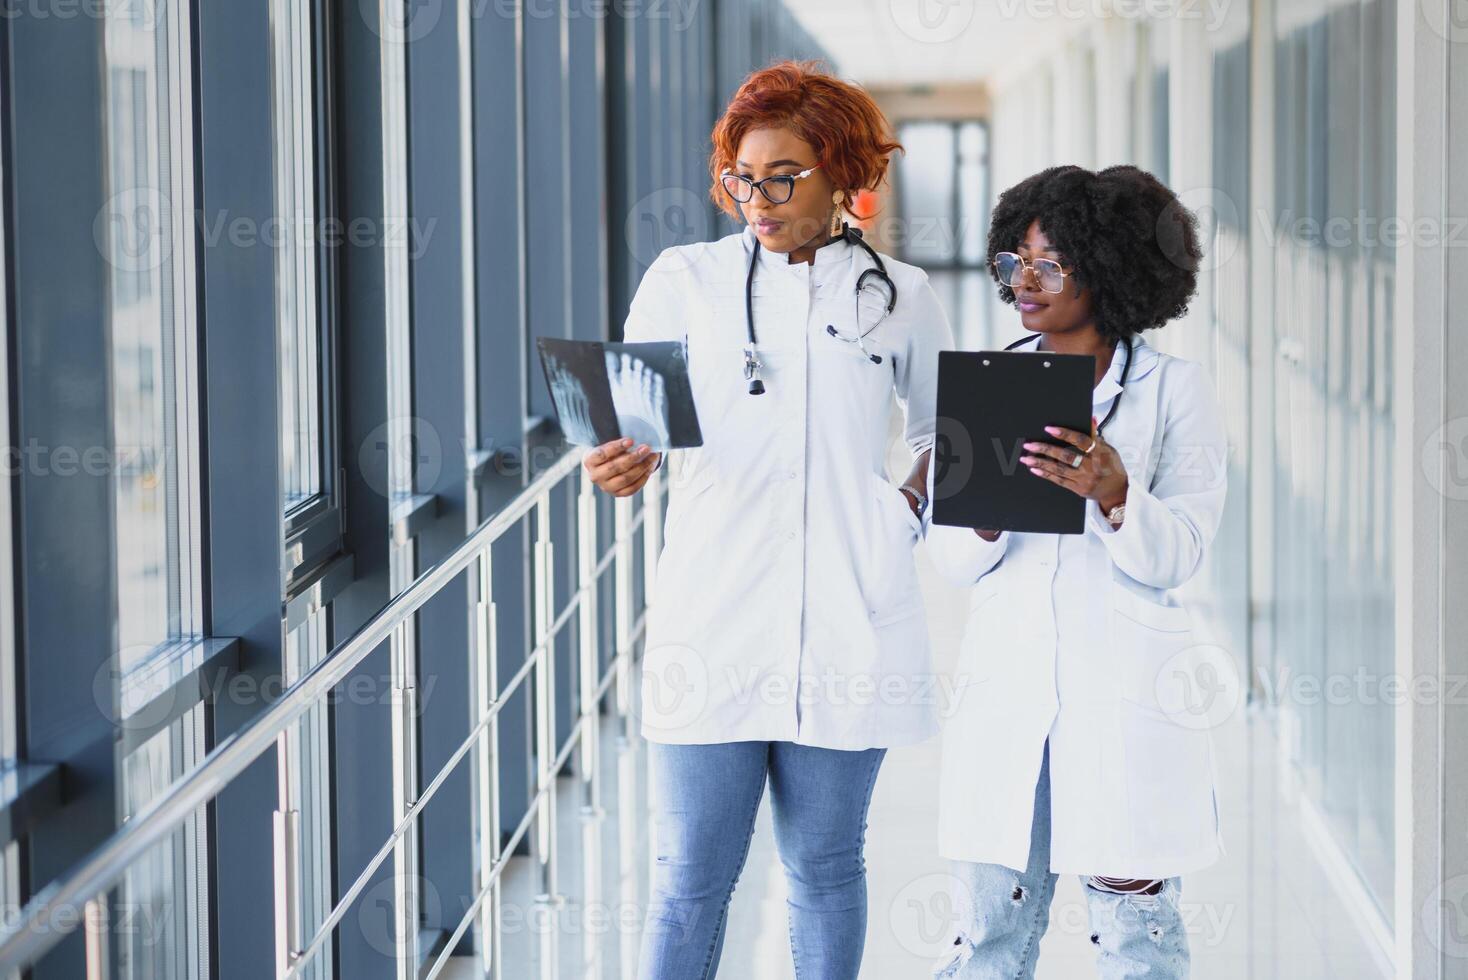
[100, 0, 207, 659]
[276, 0, 345, 587]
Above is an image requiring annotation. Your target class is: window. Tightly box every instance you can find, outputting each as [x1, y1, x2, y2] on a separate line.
[101, 2, 209, 977]
[1270, 0, 1397, 922]
[275, 0, 328, 516]
[282, 611, 334, 980]
[1, 62, 15, 773]
[0, 65, 19, 979]
[102, 0, 203, 665]
[273, 0, 343, 584]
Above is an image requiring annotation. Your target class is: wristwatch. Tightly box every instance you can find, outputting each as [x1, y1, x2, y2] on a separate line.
[899, 485, 928, 519]
[1106, 504, 1126, 527]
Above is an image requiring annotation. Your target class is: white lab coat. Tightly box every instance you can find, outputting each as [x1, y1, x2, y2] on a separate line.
[924, 334, 1229, 879]
[623, 227, 954, 750]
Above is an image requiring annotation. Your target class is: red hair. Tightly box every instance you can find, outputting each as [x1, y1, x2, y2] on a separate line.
[709, 61, 903, 220]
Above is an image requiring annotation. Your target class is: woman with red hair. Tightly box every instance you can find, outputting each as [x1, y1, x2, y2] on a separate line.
[583, 61, 954, 977]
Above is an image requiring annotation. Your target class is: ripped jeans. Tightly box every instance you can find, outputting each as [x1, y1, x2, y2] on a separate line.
[935, 745, 1189, 979]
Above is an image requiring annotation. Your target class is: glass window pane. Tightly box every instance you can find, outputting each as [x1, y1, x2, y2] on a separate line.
[119, 715, 209, 980]
[272, 0, 325, 514]
[0, 87, 14, 770]
[894, 121, 957, 266]
[102, 0, 202, 664]
[284, 612, 334, 980]
[956, 122, 987, 265]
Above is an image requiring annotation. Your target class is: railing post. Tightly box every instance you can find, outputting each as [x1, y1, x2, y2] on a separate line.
[470, 547, 502, 978]
[272, 729, 301, 979]
[531, 494, 562, 979]
[389, 616, 420, 979]
[577, 470, 602, 817]
[83, 895, 107, 980]
[613, 496, 634, 745]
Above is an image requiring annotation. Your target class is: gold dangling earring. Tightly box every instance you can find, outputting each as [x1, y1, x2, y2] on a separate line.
[830, 191, 845, 238]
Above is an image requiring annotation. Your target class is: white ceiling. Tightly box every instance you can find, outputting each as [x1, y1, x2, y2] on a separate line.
[783, 0, 1097, 87]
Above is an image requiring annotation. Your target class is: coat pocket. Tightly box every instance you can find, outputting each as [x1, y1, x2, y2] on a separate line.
[1119, 700, 1219, 862]
[662, 460, 718, 543]
[862, 472, 923, 624]
[1108, 582, 1198, 710]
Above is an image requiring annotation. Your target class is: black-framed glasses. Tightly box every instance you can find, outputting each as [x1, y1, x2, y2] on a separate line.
[993, 251, 1070, 294]
[720, 164, 822, 205]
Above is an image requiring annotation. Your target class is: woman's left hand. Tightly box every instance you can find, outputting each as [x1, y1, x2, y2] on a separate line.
[1019, 417, 1129, 513]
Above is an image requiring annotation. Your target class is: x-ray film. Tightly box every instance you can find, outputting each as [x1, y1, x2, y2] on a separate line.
[535, 337, 703, 451]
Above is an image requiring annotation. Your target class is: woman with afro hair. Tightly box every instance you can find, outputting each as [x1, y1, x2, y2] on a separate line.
[922, 165, 1230, 979]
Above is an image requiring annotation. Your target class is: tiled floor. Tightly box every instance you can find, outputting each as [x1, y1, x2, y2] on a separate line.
[443, 543, 1395, 980]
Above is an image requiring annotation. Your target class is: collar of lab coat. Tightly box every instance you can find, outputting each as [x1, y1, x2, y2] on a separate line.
[1014, 331, 1161, 407]
[741, 224, 855, 275]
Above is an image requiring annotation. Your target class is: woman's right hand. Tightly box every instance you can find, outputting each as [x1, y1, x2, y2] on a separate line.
[584, 437, 662, 497]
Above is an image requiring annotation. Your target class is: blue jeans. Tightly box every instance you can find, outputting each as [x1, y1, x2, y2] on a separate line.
[637, 740, 886, 980]
[936, 746, 1189, 979]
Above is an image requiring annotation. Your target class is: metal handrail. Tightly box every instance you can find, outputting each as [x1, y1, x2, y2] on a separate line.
[0, 449, 662, 974]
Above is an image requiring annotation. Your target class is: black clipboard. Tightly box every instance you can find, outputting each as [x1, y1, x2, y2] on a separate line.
[930, 349, 1095, 534]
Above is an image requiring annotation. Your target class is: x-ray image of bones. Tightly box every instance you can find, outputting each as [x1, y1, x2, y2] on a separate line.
[544, 353, 600, 446]
[605, 349, 672, 450]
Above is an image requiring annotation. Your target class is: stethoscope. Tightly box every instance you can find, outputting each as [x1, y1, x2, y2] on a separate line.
[742, 224, 897, 395]
[1003, 331, 1133, 436]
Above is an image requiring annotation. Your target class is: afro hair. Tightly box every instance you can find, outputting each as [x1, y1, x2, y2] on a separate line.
[986, 165, 1202, 342]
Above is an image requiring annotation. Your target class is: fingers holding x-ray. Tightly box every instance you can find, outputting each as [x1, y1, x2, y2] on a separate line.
[605, 350, 672, 450]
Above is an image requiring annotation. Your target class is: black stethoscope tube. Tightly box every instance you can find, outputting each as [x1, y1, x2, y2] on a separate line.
[743, 225, 896, 396]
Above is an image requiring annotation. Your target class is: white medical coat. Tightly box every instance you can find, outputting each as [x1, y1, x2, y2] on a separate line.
[924, 334, 1230, 878]
[624, 228, 954, 750]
